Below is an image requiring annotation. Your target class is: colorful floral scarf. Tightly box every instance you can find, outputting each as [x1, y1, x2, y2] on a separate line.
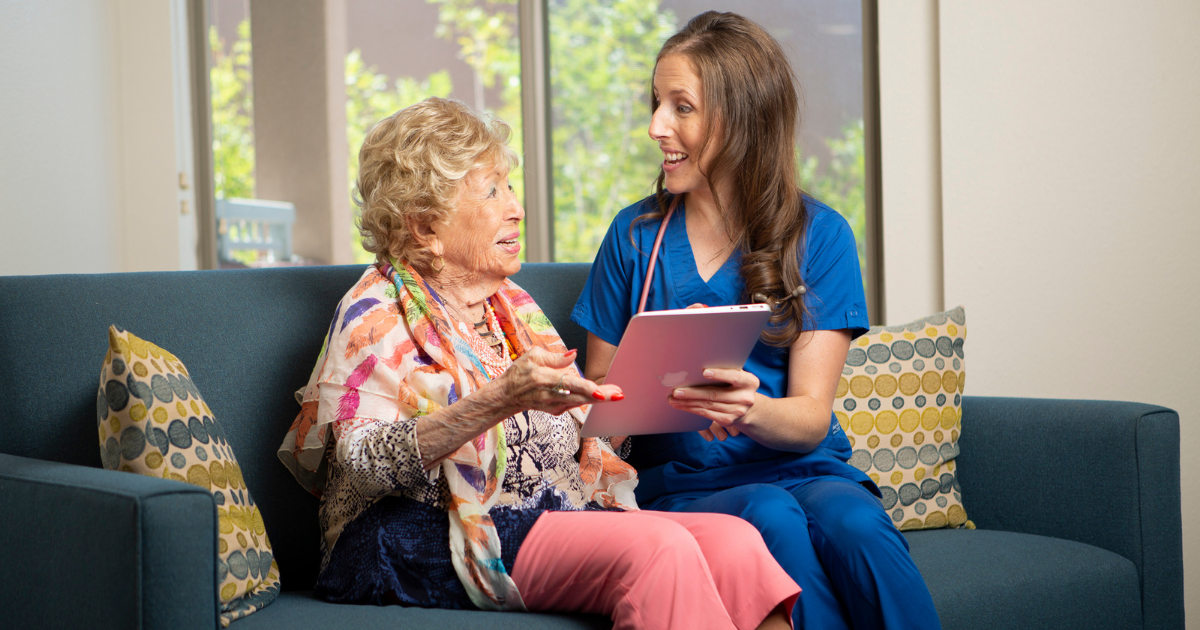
[278, 260, 638, 610]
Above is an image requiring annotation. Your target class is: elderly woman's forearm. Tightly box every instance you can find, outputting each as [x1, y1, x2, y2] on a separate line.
[415, 379, 517, 469]
[330, 379, 517, 497]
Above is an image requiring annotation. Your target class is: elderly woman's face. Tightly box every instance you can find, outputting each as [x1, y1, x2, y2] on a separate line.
[435, 162, 524, 284]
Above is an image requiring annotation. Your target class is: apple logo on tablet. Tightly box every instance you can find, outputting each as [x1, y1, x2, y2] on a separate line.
[659, 371, 688, 387]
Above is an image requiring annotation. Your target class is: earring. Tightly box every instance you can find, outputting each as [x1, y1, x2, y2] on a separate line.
[433, 256, 445, 273]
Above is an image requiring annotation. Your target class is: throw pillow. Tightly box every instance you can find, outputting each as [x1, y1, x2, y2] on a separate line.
[835, 307, 970, 531]
[97, 326, 280, 626]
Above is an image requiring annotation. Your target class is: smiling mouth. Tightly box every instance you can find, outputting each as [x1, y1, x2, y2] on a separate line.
[664, 151, 688, 165]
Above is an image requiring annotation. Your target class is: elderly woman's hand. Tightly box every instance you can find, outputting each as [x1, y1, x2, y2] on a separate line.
[499, 347, 624, 417]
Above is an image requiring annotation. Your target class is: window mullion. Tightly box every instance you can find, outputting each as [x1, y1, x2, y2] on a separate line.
[518, 0, 553, 262]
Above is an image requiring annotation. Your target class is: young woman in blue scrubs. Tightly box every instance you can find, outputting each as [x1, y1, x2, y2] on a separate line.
[571, 11, 941, 630]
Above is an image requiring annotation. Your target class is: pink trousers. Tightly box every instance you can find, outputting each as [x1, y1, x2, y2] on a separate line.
[512, 510, 799, 630]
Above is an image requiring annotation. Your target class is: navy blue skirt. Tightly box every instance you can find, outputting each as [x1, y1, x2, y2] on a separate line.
[315, 492, 590, 609]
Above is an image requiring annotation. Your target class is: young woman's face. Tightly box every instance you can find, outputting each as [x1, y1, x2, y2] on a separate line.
[649, 53, 716, 198]
[434, 162, 524, 285]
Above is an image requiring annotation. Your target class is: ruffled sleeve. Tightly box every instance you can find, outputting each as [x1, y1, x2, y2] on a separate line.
[278, 264, 451, 497]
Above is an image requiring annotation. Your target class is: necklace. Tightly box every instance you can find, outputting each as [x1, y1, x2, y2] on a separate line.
[443, 301, 499, 353]
[440, 295, 484, 328]
[424, 283, 516, 378]
[460, 299, 513, 379]
[484, 299, 519, 362]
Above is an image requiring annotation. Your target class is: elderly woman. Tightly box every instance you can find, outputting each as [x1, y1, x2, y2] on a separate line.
[278, 97, 798, 629]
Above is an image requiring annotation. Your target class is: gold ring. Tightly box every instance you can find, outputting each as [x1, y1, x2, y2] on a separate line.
[555, 373, 568, 394]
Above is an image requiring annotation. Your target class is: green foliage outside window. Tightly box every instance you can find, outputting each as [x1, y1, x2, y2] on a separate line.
[346, 0, 526, 263]
[210, 21, 257, 266]
[547, 0, 677, 261]
[427, 0, 525, 253]
[209, 21, 254, 201]
[800, 120, 867, 277]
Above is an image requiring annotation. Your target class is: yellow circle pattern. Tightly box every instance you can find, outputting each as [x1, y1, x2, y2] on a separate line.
[874, 374, 897, 397]
[875, 410, 898, 434]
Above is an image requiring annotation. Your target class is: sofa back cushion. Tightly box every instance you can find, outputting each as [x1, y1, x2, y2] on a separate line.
[0, 265, 363, 590]
[0, 262, 592, 592]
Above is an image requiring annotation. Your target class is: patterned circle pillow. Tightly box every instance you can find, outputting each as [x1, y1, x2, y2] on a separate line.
[97, 326, 280, 626]
[835, 307, 971, 531]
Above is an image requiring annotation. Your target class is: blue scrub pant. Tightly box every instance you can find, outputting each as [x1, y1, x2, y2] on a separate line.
[648, 476, 941, 630]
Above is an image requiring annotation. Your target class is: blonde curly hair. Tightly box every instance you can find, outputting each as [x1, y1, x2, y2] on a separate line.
[355, 97, 519, 269]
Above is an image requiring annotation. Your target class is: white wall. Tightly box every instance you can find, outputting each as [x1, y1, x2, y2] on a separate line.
[0, 0, 192, 275]
[0, 1, 122, 274]
[882, 0, 1200, 625]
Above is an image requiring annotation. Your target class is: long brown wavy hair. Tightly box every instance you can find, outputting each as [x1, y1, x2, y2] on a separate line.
[643, 11, 809, 347]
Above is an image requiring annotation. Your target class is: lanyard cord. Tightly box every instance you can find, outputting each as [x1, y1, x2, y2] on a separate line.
[636, 196, 680, 315]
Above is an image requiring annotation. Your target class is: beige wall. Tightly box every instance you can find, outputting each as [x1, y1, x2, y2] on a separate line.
[881, 0, 1199, 625]
[878, 0, 943, 324]
[0, 0, 190, 275]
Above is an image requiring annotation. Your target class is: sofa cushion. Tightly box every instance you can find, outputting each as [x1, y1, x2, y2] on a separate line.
[836, 307, 968, 530]
[98, 326, 280, 625]
[905, 528, 1141, 630]
[228, 592, 611, 629]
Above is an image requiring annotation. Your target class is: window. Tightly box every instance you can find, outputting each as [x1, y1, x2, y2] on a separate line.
[547, 0, 870, 279]
[198, 0, 877, 314]
[344, 0, 524, 263]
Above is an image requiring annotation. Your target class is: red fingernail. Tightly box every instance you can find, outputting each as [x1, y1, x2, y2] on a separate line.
[592, 391, 605, 400]
[612, 393, 625, 401]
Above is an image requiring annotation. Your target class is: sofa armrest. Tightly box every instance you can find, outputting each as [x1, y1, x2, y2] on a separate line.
[0, 454, 219, 630]
[957, 396, 1183, 630]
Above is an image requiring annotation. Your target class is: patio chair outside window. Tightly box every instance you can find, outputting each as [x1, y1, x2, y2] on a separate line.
[215, 198, 296, 265]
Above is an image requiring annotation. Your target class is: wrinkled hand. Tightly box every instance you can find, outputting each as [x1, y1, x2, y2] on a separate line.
[668, 367, 760, 442]
[499, 347, 624, 416]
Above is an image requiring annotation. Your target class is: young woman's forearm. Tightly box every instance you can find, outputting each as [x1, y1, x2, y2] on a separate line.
[736, 393, 834, 453]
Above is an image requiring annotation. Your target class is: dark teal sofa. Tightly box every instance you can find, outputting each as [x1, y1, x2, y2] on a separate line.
[0, 264, 1184, 630]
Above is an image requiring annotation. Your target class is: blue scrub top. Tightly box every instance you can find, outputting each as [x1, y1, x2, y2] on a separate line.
[571, 195, 875, 504]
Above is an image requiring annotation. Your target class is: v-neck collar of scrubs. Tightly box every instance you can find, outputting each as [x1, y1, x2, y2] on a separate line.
[666, 201, 743, 308]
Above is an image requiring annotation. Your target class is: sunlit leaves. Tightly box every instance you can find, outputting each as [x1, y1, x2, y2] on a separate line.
[548, 0, 677, 261]
[799, 120, 867, 276]
[210, 21, 254, 201]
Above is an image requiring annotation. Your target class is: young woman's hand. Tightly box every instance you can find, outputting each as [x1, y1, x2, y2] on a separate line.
[498, 347, 624, 417]
[668, 367, 761, 441]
